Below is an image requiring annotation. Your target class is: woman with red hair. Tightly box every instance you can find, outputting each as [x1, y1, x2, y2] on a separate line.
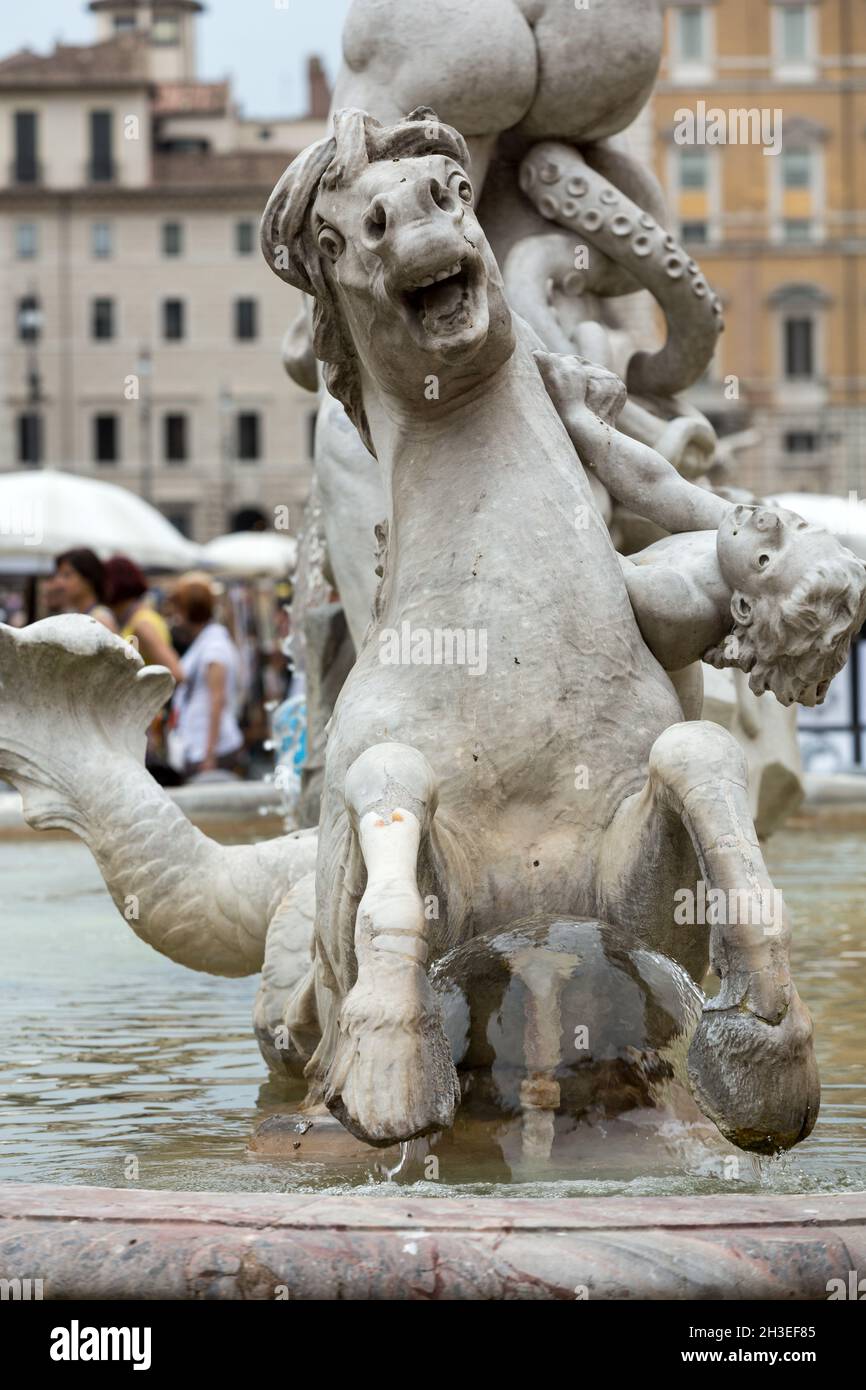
[104, 555, 183, 683]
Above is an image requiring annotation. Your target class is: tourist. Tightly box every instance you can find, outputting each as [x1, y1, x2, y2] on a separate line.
[169, 575, 245, 778]
[53, 549, 117, 632]
[104, 555, 183, 682]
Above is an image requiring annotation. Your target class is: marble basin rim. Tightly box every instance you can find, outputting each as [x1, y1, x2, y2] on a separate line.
[2, 1182, 866, 1300]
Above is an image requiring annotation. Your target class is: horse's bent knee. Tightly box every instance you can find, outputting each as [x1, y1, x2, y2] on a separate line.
[649, 719, 747, 794]
[344, 742, 438, 829]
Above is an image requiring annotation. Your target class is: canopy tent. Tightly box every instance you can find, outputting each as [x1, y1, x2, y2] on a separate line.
[0, 469, 202, 573]
[200, 530, 297, 578]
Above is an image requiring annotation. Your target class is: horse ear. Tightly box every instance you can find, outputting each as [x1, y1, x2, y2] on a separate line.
[331, 108, 371, 182]
[731, 591, 753, 626]
[405, 105, 441, 126]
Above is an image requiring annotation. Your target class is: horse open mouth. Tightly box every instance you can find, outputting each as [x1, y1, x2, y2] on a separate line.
[399, 255, 483, 343]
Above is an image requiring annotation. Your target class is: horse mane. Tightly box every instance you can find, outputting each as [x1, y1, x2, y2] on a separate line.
[260, 108, 470, 457]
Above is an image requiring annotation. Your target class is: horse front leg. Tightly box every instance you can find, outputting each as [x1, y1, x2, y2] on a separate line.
[323, 742, 460, 1147]
[600, 720, 819, 1154]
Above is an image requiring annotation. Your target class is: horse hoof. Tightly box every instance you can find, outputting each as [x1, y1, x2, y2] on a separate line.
[324, 957, 459, 1147]
[687, 991, 820, 1154]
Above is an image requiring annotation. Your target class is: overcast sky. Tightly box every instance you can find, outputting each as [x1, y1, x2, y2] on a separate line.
[1, 0, 352, 117]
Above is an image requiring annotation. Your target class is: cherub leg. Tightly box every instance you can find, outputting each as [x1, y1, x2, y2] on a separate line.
[323, 742, 459, 1146]
[601, 721, 819, 1153]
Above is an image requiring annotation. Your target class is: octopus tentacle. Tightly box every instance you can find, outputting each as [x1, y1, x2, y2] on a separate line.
[519, 140, 724, 398]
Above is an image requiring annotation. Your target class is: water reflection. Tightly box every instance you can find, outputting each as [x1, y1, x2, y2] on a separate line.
[0, 809, 863, 1196]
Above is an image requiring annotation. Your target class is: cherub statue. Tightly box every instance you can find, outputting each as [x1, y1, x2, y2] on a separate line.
[537, 352, 866, 717]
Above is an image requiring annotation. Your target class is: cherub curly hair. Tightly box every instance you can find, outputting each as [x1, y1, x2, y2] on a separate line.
[705, 540, 866, 707]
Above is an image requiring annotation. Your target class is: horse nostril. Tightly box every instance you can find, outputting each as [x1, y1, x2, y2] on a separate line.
[365, 199, 387, 242]
[430, 177, 454, 212]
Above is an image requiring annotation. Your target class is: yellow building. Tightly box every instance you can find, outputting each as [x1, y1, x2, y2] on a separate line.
[654, 0, 866, 497]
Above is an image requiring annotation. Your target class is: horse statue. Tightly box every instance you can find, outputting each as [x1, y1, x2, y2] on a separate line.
[257, 105, 824, 1152]
[0, 106, 823, 1167]
[288, 0, 726, 821]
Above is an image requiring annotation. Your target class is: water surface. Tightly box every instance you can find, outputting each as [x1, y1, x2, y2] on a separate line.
[0, 809, 863, 1197]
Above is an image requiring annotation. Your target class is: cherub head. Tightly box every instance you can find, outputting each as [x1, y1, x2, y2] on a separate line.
[706, 503, 866, 706]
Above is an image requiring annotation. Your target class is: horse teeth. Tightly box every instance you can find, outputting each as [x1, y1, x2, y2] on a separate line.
[435, 268, 452, 282]
[415, 276, 435, 288]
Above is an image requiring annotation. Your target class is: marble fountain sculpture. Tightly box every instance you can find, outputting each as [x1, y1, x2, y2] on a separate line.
[3, 101, 866, 1172]
[288, 0, 802, 836]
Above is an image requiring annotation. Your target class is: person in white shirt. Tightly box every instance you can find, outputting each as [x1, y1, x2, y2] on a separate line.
[171, 576, 245, 778]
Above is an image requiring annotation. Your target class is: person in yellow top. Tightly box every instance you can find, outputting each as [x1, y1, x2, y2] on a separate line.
[104, 555, 183, 683]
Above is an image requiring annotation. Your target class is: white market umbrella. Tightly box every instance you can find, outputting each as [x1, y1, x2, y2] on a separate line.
[201, 530, 297, 578]
[768, 492, 866, 562]
[0, 469, 202, 571]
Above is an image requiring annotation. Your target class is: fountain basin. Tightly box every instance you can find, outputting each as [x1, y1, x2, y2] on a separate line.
[1, 1183, 865, 1299]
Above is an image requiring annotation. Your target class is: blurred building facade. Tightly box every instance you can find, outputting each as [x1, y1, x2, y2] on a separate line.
[654, 0, 866, 499]
[0, 0, 327, 541]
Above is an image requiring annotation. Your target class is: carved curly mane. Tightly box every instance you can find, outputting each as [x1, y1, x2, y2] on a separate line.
[261, 107, 470, 457]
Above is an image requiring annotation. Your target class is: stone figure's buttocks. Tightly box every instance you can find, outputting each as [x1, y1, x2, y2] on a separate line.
[336, 0, 663, 144]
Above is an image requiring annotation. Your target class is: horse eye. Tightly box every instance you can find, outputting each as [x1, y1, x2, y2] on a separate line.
[317, 227, 344, 261]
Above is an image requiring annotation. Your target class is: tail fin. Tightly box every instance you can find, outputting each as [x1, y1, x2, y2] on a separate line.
[0, 615, 174, 829]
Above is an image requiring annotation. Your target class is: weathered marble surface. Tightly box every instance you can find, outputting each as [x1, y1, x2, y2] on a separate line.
[257, 106, 820, 1154]
[2, 1184, 865, 1300]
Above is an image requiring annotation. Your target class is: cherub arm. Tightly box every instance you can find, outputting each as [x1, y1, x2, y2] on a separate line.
[535, 351, 727, 534]
[618, 552, 720, 674]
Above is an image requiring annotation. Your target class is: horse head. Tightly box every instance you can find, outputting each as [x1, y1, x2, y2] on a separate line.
[261, 107, 515, 454]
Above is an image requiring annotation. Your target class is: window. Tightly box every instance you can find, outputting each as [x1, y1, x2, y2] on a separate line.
[17, 295, 42, 342]
[784, 317, 814, 379]
[678, 7, 706, 62]
[17, 412, 42, 466]
[235, 220, 255, 255]
[94, 414, 119, 464]
[679, 149, 708, 191]
[237, 412, 261, 461]
[91, 221, 112, 259]
[164, 414, 188, 463]
[157, 137, 208, 154]
[162, 299, 185, 340]
[680, 220, 708, 244]
[152, 16, 180, 44]
[773, 3, 816, 76]
[784, 431, 818, 454]
[14, 111, 38, 184]
[782, 149, 811, 190]
[89, 110, 114, 182]
[783, 218, 812, 243]
[16, 223, 37, 259]
[113, 14, 137, 31]
[161, 221, 183, 257]
[234, 298, 258, 341]
[781, 5, 809, 62]
[91, 297, 115, 341]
